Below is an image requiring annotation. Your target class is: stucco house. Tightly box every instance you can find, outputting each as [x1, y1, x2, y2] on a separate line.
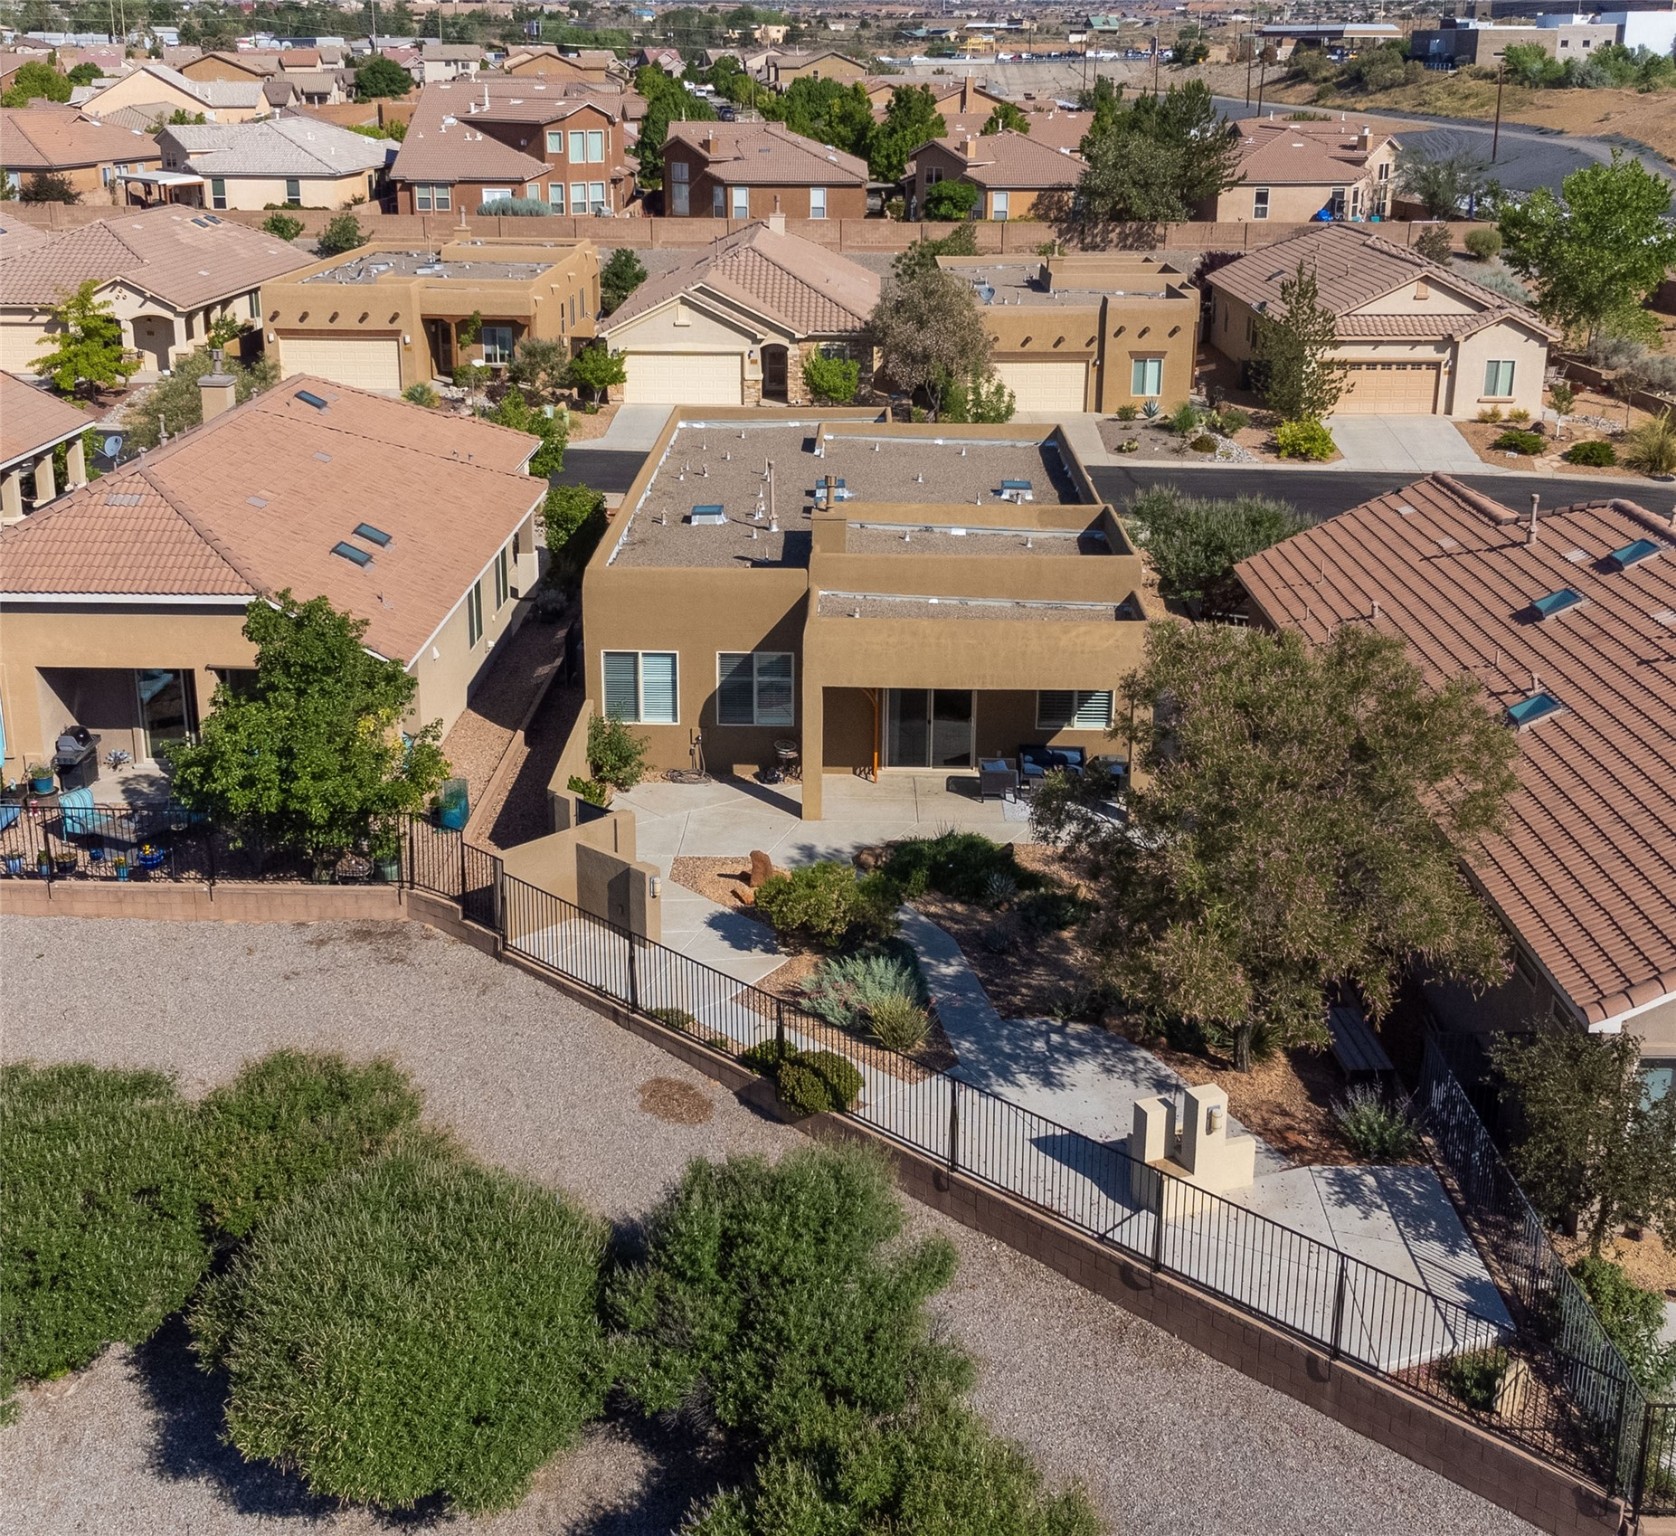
[661, 120, 868, 221]
[1200, 118, 1399, 224]
[156, 118, 392, 211]
[0, 369, 92, 523]
[1204, 225, 1556, 417]
[79, 62, 270, 124]
[0, 105, 162, 204]
[909, 131, 1083, 222]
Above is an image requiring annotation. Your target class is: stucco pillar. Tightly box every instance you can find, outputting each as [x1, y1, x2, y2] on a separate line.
[1, 468, 24, 524]
[64, 436, 87, 489]
[800, 683, 824, 821]
[33, 450, 56, 507]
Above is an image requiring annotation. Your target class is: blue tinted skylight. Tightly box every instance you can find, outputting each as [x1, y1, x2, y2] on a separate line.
[1507, 692, 1565, 729]
[1531, 587, 1584, 620]
[1610, 537, 1662, 569]
[353, 523, 392, 547]
[295, 389, 329, 411]
[331, 541, 372, 567]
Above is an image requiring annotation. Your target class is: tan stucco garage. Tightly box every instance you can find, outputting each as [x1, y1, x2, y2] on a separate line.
[1336, 360, 1441, 414]
[994, 360, 1089, 414]
[277, 335, 403, 393]
[621, 350, 745, 406]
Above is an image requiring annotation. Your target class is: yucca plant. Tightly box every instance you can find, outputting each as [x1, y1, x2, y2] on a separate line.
[1623, 409, 1676, 476]
[801, 950, 927, 1032]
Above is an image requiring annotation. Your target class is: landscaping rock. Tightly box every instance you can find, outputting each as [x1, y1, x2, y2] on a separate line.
[748, 850, 774, 888]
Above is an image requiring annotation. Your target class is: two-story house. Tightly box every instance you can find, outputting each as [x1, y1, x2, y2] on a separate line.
[660, 121, 868, 221]
[909, 130, 1083, 222]
[1199, 118, 1399, 224]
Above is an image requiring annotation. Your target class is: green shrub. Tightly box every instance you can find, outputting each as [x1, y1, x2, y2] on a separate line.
[1564, 439, 1617, 466]
[543, 482, 607, 569]
[195, 1051, 423, 1240]
[261, 210, 304, 241]
[1189, 433, 1218, 453]
[1114, 403, 1138, 422]
[1015, 886, 1089, 934]
[1623, 409, 1676, 476]
[1, 1064, 209, 1398]
[1212, 406, 1250, 434]
[588, 711, 649, 791]
[1491, 429, 1545, 455]
[191, 1137, 610, 1513]
[478, 195, 553, 216]
[803, 348, 862, 405]
[316, 212, 365, 256]
[1569, 1256, 1676, 1394]
[1167, 401, 1200, 436]
[1274, 418, 1336, 461]
[402, 381, 439, 408]
[801, 948, 927, 1031]
[880, 830, 1025, 904]
[1331, 1084, 1419, 1162]
[738, 1037, 791, 1076]
[868, 994, 932, 1053]
[649, 1006, 700, 1032]
[777, 1049, 864, 1115]
[1414, 224, 1453, 265]
[1463, 226, 1503, 261]
[1123, 484, 1309, 606]
[754, 861, 899, 948]
[1440, 1347, 1508, 1413]
[1548, 382, 1575, 416]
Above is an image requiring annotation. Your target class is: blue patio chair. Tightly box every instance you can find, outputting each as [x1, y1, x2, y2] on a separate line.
[0, 803, 18, 835]
[58, 786, 98, 838]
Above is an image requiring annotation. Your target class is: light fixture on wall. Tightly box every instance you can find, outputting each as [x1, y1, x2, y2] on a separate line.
[649, 876, 662, 898]
[402, 333, 411, 345]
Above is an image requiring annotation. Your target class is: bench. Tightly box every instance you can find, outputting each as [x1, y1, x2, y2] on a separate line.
[1327, 1001, 1395, 1082]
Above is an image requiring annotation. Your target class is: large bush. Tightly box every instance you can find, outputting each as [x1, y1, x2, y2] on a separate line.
[1, 1064, 209, 1399]
[192, 1138, 611, 1513]
[1273, 418, 1336, 461]
[1570, 1256, 1676, 1395]
[775, 1049, 864, 1115]
[1123, 486, 1309, 608]
[880, 830, 1029, 904]
[754, 861, 899, 948]
[1564, 438, 1617, 466]
[800, 948, 927, 1031]
[196, 1051, 422, 1240]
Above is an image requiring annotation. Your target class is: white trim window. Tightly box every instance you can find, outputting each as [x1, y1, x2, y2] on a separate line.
[414, 182, 451, 211]
[210, 177, 227, 210]
[569, 129, 586, 162]
[1252, 185, 1269, 219]
[481, 324, 515, 364]
[494, 544, 509, 609]
[467, 581, 484, 647]
[570, 181, 588, 214]
[809, 185, 826, 219]
[1036, 690, 1113, 730]
[1131, 356, 1163, 397]
[547, 128, 564, 154]
[604, 651, 678, 724]
[991, 189, 1009, 221]
[586, 128, 604, 162]
[284, 176, 301, 203]
[717, 652, 794, 726]
[1484, 359, 1516, 398]
[481, 186, 511, 204]
[589, 180, 606, 214]
[730, 185, 749, 219]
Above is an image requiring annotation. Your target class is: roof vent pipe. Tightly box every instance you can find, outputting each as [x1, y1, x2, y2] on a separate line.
[1527, 493, 1540, 546]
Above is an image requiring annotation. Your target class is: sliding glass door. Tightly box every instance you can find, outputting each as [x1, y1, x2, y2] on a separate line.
[885, 689, 973, 769]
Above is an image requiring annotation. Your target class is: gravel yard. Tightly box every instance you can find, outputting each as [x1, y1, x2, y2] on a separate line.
[0, 914, 1537, 1536]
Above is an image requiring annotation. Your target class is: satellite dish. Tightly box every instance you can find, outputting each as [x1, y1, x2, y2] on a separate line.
[103, 435, 123, 457]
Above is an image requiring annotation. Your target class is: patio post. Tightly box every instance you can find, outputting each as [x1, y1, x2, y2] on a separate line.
[1329, 1252, 1349, 1360]
[774, 998, 786, 1060]
[1150, 1169, 1167, 1272]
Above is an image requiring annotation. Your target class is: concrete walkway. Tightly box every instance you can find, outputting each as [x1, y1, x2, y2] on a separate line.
[1324, 414, 1489, 475]
[588, 402, 671, 451]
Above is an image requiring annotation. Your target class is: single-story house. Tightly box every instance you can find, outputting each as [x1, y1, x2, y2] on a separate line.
[763, 50, 869, 88]
[0, 368, 92, 522]
[155, 118, 392, 211]
[79, 62, 270, 124]
[501, 46, 618, 84]
[0, 105, 162, 203]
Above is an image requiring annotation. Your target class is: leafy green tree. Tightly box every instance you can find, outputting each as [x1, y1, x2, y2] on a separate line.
[18, 171, 78, 203]
[505, 336, 571, 404]
[1498, 152, 1676, 346]
[121, 344, 276, 451]
[1036, 623, 1518, 1071]
[869, 263, 992, 419]
[543, 483, 607, 571]
[31, 280, 137, 399]
[354, 54, 413, 100]
[779, 76, 873, 161]
[599, 246, 646, 314]
[1569, 1256, 1676, 1395]
[1490, 1028, 1676, 1256]
[490, 384, 566, 475]
[569, 343, 625, 404]
[939, 368, 1014, 423]
[983, 100, 1030, 135]
[1501, 42, 1564, 88]
[261, 209, 304, 241]
[891, 222, 977, 280]
[1074, 79, 1239, 224]
[923, 177, 979, 221]
[1254, 263, 1349, 423]
[867, 83, 945, 182]
[1394, 144, 1493, 221]
[1124, 486, 1309, 609]
[66, 61, 102, 85]
[316, 211, 365, 256]
[167, 593, 450, 863]
[803, 347, 860, 404]
[633, 63, 715, 189]
[1, 59, 72, 106]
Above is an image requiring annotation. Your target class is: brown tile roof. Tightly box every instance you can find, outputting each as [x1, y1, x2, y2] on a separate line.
[665, 120, 868, 186]
[1, 105, 162, 171]
[933, 107, 1092, 153]
[920, 129, 1083, 189]
[0, 379, 545, 664]
[0, 371, 95, 467]
[1206, 224, 1558, 341]
[1231, 118, 1396, 184]
[392, 79, 554, 184]
[1237, 474, 1676, 1027]
[0, 205, 312, 310]
[603, 220, 879, 338]
[0, 216, 51, 260]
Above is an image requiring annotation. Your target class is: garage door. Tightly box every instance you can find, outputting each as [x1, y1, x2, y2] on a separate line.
[994, 361, 1088, 413]
[623, 351, 743, 406]
[281, 336, 402, 392]
[1337, 360, 1440, 414]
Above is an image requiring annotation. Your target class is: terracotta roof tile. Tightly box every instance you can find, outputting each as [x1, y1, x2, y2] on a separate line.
[1231, 118, 1396, 184]
[163, 118, 389, 177]
[0, 371, 95, 466]
[920, 129, 1083, 189]
[1237, 475, 1676, 1026]
[391, 78, 556, 184]
[1, 104, 162, 171]
[665, 120, 869, 186]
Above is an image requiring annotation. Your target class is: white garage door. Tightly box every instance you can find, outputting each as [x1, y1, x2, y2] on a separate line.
[623, 350, 743, 406]
[1337, 360, 1440, 414]
[281, 336, 402, 392]
[994, 361, 1087, 413]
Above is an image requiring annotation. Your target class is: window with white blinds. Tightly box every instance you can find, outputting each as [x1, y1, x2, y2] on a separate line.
[1036, 690, 1113, 730]
[604, 651, 677, 724]
[717, 652, 793, 726]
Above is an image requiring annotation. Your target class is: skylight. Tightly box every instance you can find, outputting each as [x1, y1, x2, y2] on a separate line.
[354, 523, 392, 547]
[1506, 692, 1565, 729]
[1610, 537, 1662, 569]
[331, 541, 372, 566]
[295, 389, 330, 411]
[1530, 587, 1584, 620]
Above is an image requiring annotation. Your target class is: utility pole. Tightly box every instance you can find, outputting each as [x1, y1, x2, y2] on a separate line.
[1491, 57, 1505, 163]
[1153, 18, 1161, 97]
[1255, 49, 1268, 116]
[1245, 29, 1255, 104]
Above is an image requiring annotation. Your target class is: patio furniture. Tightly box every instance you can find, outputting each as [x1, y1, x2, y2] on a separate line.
[58, 787, 98, 839]
[1017, 745, 1086, 790]
[1327, 1000, 1395, 1084]
[773, 738, 801, 782]
[978, 757, 1019, 802]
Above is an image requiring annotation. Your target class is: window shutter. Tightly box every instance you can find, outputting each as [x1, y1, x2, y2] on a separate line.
[1071, 690, 1113, 729]
[1037, 691, 1074, 729]
[603, 652, 639, 720]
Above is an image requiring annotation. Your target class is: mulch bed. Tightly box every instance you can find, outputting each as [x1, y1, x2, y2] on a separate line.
[636, 1076, 714, 1125]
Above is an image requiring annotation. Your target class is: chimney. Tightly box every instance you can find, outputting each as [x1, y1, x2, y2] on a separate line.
[767, 210, 786, 235]
[199, 348, 237, 421]
[1358, 125, 1371, 153]
[1526, 493, 1540, 545]
[703, 129, 716, 154]
[964, 136, 978, 159]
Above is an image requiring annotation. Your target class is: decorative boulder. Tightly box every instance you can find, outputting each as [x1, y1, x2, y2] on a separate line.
[748, 850, 774, 888]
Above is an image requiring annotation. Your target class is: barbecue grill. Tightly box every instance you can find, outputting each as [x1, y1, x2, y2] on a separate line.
[53, 727, 101, 793]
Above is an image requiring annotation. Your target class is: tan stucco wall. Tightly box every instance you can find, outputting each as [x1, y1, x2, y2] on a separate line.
[5, 280, 260, 377]
[1205, 140, 1396, 223]
[195, 169, 378, 211]
[83, 71, 265, 123]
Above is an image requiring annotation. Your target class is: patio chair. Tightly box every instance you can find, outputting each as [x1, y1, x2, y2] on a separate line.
[57, 786, 98, 839]
[978, 757, 1019, 803]
[1017, 745, 1086, 790]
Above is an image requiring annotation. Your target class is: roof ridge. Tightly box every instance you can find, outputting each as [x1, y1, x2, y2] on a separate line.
[132, 462, 264, 589]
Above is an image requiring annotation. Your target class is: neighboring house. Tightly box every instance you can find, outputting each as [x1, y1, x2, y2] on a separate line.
[156, 118, 392, 210]
[634, 46, 684, 76]
[178, 50, 280, 84]
[862, 75, 1004, 114]
[1205, 225, 1557, 417]
[599, 215, 878, 405]
[1237, 474, 1676, 1095]
[763, 50, 869, 88]
[0, 369, 92, 523]
[261, 237, 599, 392]
[0, 105, 162, 203]
[419, 43, 485, 83]
[909, 130, 1083, 221]
[937, 252, 1199, 413]
[390, 76, 636, 215]
[661, 121, 868, 221]
[1411, 18, 1618, 65]
[1202, 119, 1399, 224]
[0, 205, 313, 376]
[79, 63, 269, 124]
[931, 104, 1093, 155]
[583, 409, 1157, 819]
[0, 375, 548, 777]
[501, 46, 617, 84]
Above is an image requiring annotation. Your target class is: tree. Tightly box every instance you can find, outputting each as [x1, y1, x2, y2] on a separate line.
[354, 54, 413, 100]
[1501, 41, 1564, 88]
[1036, 623, 1518, 1071]
[316, 212, 365, 256]
[1075, 79, 1240, 225]
[923, 177, 979, 221]
[542, 482, 606, 571]
[260, 210, 304, 241]
[1123, 486, 1309, 610]
[803, 347, 860, 405]
[599, 246, 646, 315]
[1, 60, 72, 106]
[121, 344, 276, 451]
[939, 368, 1014, 423]
[1253, 263, 1349, 423]
[983, 101, 1030, 135]
[867, 84, 945, 183]
[1498, 152, 1676, 347]
[18, 172, 78, 204]
[569, 344, 625, 404]
[489, 384, 566, 476]
[1491, 1029, 1676, 1256]
[505, 336, 571, 405]
[869, 265, 992, 419]
[1413, 224, 1453, 265]
[31, 281, 137, 399]
[779, 76, 873, 162]
[633, 64, 715, 189]
[66, 61, 102, 86]
[1394, 144, 1493, 221]
[166, 593, 451, 863]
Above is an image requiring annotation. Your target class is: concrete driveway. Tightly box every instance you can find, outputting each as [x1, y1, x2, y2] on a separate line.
[1325, 414, 1488, 475]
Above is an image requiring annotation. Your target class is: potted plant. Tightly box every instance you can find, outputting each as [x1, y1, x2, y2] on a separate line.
[135, 842, 167, 871]
[371, 827, 402, 884]
[26, 762, 54, 795]
[113, 855, 130, 881]
[53, 848, 76, 874]
[36, 849, 52, 878]
[4, 852, 25, 876]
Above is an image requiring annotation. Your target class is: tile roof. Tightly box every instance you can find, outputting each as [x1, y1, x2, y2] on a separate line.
[194, 50, 281, 76]
[1, 105, 162, 171]
[0, 370, 95, 467]
[163, 117, 390, 177]
[0, 379, 545, 664]
[1231, 118, 1396, 184]
[603, 219, 879, 338]
[0, 205, 313, 310]
[920, 129, 1083, 189]
[933, 107, 1092, 153]
[0, 216, 51, 259]
[91, 102, 183, 132]
[664, 120, 868, 186]
[391, 78, 554, 184]
[1206, 224, 1558, 341]
[1237, 474, 1676, 1027]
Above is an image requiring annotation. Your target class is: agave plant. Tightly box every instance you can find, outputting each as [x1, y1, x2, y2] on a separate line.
[1142, 400, 1161, 421]
[1623, 408, 1676, 477]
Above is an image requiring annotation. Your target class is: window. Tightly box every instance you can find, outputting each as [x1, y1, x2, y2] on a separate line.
[717, 652, 794, 726]
[1483, 359, 1515, 398]
[672, 179, 690, 215]
[1131, 356, 1163, 396]
[1377, 161, 1390, 181]
[482, 186, 510, 204]
[569, 129, 586, 162]
[992, 189, 1009, 221]
[210, 177, 227, 210]
[570, 181, 587, 214]
[586, 129, 604, 162]
[547, 128, 563, 153]
[731, 185, 749, 219]
[248, 291, 260, 319]
[1037, 690, 1113, 730]
[1252, 186, 1269, 219]
[670, 160, 688, 182]
[285, 176, 301, 203]
[809, 185, 826, 219]
[415, 183, 449, 210]
[1506, 691, 1564, 729]
[525, 182, 540, 200]
[603, 651, 678, 724]
[549, 182, 564, 210]
[467, 581, 484, 647]
[494, 545, 509, 608]
[481, 324, 514, 364]
[712, 184, 726, 216]
[589, 181, 606, 214]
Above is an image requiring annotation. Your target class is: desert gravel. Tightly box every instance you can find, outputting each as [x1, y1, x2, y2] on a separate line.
[0, 914, 1537, 1536]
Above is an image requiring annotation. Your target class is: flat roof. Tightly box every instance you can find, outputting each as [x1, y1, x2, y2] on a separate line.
[301, 249, 551, 284]
[941, 260, 1180, 307]
[842, 519, 1111, 557]
[816, 592, 1129, 623]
